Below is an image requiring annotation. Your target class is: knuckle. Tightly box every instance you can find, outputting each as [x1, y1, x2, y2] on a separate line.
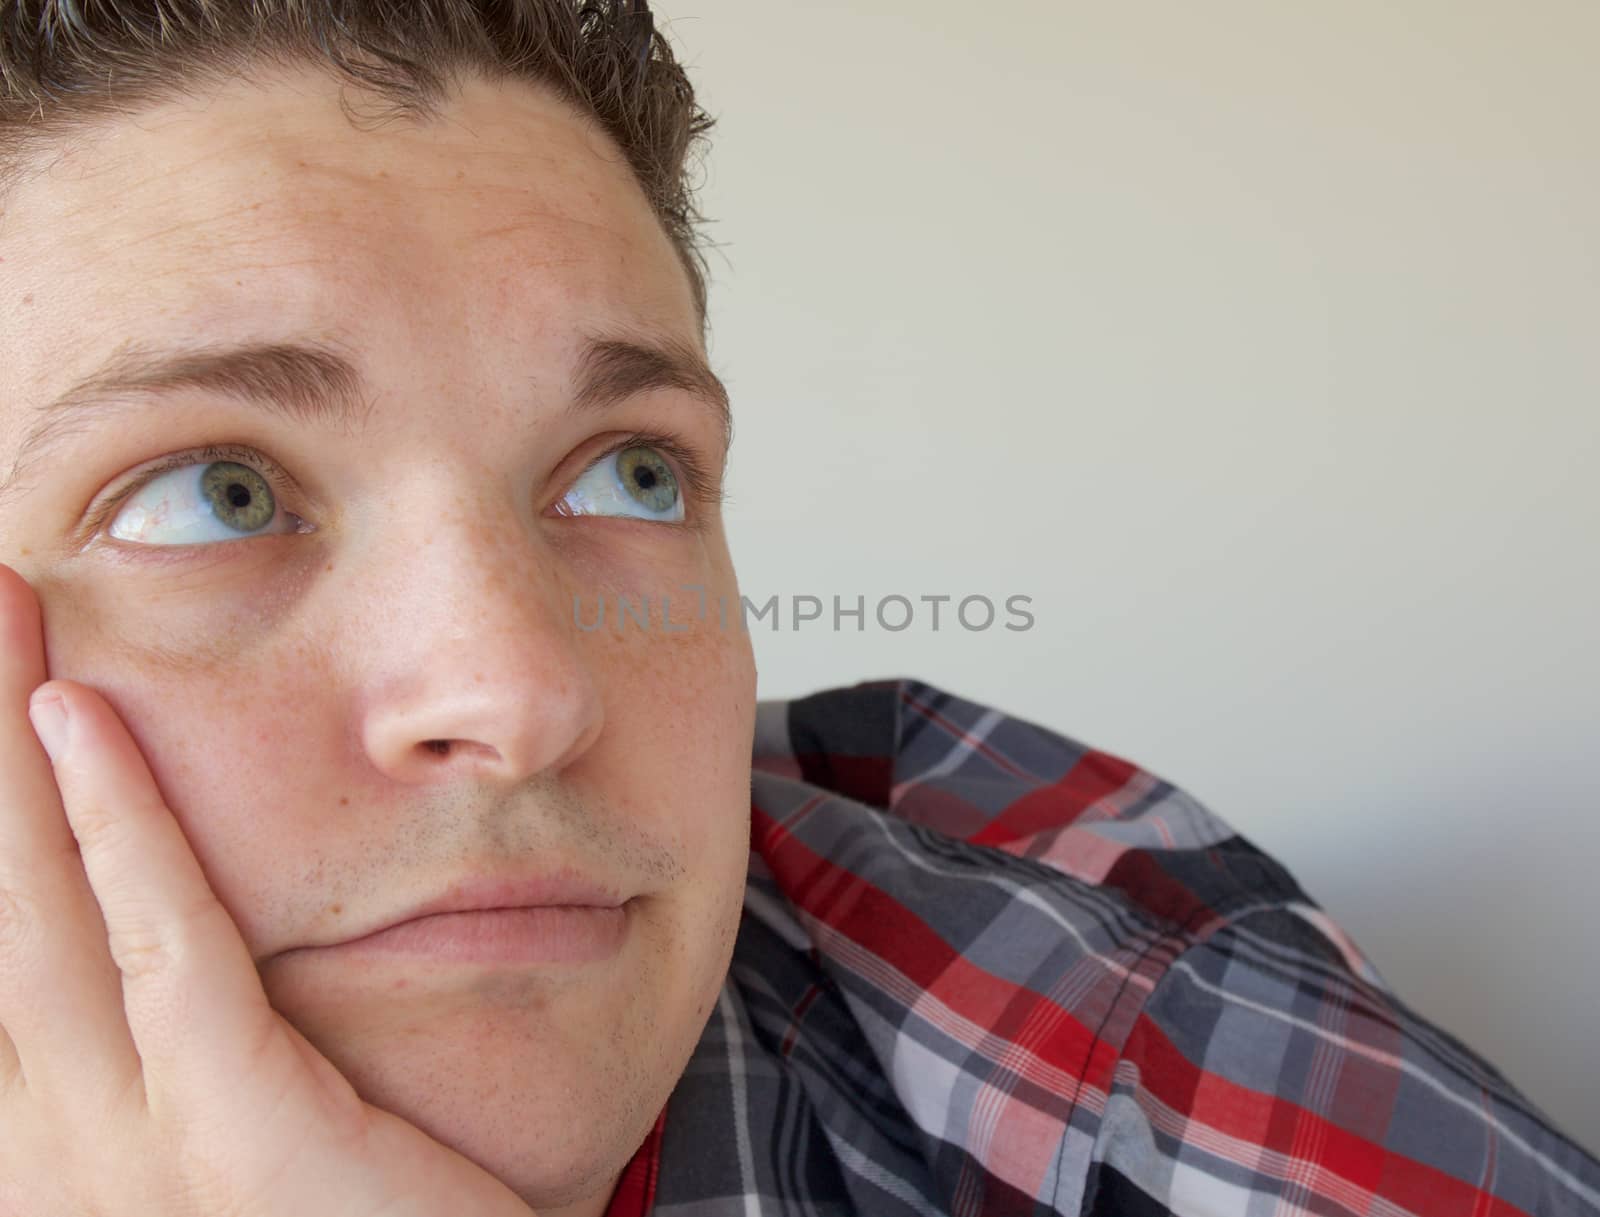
[105, 892, 226, 982]
[0, 881, 47, 964]
[106, 927, 180, 981]
[65, 795, 128, 856]
[68, 780, 168, 857]
[166, 1113, 262, 1217]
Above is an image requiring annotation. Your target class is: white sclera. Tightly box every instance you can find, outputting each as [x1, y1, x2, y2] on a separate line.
[562, 449, 683, 522]
[109, 463, 276, 545]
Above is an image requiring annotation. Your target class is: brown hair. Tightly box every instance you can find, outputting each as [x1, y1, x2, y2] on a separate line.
[0, 0, 719, 331]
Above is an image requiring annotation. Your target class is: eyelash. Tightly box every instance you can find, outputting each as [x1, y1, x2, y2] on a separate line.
[89, 430, 724, 541]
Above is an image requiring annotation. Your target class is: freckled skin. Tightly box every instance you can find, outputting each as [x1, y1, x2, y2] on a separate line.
[0, 67, 757, 1217]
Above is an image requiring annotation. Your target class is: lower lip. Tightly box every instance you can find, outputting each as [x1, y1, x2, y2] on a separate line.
[332, 904, 630, 964]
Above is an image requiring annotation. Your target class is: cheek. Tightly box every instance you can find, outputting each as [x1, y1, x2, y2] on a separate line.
[34, 599, 335, 951]
[35, 543, 322, 669]
[43, 578, 328, 778]
[127, 704, 318, 952]
[577, 598, 756, 909]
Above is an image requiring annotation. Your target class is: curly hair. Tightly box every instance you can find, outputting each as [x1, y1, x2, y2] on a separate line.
[0, 0, 719, 331]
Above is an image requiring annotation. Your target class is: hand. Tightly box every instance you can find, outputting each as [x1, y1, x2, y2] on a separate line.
[0, 563, 539, 1217]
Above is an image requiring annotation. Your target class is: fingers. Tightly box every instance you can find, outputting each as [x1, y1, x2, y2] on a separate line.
[0, 562, 539, 1217]
[0, 560, 278, 1128]
[30, 671, 285, 1120]
[23, 666, 283, 1125]
[0, 562, 139, 1105]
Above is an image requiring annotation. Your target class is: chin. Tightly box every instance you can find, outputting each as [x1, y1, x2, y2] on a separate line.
[264, 961, 685, 1211]
[331, 1011, 668, 1210]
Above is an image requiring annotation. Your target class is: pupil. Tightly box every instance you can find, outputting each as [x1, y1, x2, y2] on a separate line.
[635, 468, 657, 489]
[227, 484, 250, 507]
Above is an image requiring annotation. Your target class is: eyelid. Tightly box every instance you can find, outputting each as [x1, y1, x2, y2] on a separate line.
[83, 442, 300, 542]
[581, 428, 726, 520]
[84, 430, 725, 545]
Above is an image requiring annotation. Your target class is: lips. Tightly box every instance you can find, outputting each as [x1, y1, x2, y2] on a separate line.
[327, 872, 629, 948]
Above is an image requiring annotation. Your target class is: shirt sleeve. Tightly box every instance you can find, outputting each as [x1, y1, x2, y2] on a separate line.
[1080, 904, 1600, 1217]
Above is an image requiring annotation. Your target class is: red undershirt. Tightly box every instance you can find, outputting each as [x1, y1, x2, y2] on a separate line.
[600, 1102, 667, 1217]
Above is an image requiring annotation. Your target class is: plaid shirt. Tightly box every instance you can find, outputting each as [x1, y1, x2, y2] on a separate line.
[604, 677, 1600, 1216]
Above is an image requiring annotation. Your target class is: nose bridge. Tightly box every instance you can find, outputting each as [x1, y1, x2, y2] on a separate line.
[365, 450, 549, 593]
[350, 468, 603, 782]
[419, 483, 560, 631]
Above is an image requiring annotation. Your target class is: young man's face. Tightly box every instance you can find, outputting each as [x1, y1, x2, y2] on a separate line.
[0, 66, 756, 1216]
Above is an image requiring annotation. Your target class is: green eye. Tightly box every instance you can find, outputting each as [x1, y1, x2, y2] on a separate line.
[616, 447, 678, 513]
[560, 444, 684, 522]
[108, 458, 297, 545]
[200, 462, 277, 531]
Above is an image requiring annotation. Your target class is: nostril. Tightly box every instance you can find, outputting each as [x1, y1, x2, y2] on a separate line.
[424, 739, 452, 756]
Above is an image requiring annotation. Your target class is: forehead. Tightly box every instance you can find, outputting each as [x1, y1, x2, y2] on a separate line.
[0, 66, 695, 419]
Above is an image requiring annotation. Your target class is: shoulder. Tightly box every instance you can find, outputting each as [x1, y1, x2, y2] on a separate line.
[1091, 902, 1600, 1216]
[746, 676, 1600, 1217]
[751, 675, 1359, 959]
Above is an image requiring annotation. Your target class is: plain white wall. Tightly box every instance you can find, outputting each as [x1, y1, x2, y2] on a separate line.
[668, 0, 1600, 1150]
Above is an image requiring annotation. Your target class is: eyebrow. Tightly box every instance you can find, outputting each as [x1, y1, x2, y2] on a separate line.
[0, 327, 732, 510]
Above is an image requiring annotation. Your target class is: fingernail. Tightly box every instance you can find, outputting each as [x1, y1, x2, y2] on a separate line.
[28, 693, 70, 760]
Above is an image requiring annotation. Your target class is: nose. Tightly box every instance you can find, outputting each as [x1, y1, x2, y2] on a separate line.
[354, 505, 605, 786]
